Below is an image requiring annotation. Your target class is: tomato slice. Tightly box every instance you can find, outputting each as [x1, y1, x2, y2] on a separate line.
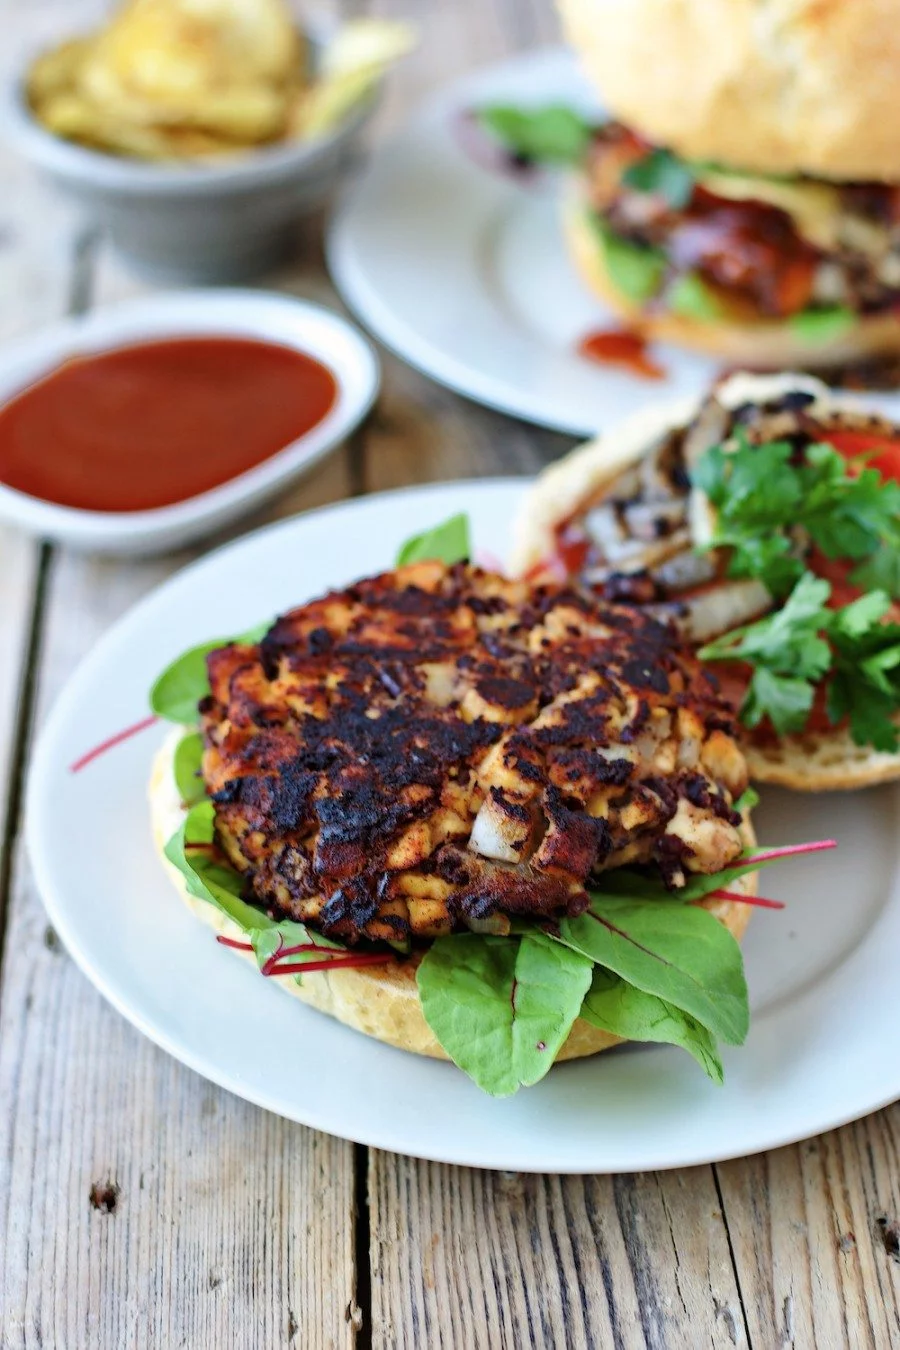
[824, 428, 900, 483]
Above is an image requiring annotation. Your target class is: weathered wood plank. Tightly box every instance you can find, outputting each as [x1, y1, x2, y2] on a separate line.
[368, 1157, 747, 1349]
[0, 8, 357, 1328]
[0, 2, 84, 862]
[0, 545, 358, 1350]
[716, 1113, 900, 1349]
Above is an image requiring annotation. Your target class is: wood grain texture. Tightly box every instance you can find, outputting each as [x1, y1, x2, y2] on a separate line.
[368, 1157, 748, 1349]
[0, 547, 358, 1350]
[3, 0, 900, 1347]
[0, 10, 357, 1327]
[716, 1114, 900, 1349]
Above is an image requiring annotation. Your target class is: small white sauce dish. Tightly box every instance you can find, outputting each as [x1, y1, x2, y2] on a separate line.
[0, 289, 379, 555]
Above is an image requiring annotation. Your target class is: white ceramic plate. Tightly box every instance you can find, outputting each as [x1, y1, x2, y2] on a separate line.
[330, 48, 900, 436]
[27, 481, 900, 1172]
[0, 291, 379, 554]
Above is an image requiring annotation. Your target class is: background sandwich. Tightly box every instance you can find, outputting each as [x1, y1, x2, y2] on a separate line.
[482, 0, 900, 366]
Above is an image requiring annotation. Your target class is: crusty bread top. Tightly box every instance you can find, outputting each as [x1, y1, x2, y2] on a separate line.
[558, 0, 900, 182]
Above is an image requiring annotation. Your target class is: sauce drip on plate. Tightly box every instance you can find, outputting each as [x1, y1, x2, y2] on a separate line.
[0, 337, 337, 512]
[578, 328, 665, 380]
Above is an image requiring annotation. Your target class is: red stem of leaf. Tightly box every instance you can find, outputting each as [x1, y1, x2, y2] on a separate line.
[745, 839, 837, 866]
[215, 935, 393, 976]
[69, 714, 160, 773]
[710, 888, 786, 910]
[265, 953, 394, 977]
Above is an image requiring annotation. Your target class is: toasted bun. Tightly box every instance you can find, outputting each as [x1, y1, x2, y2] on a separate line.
[565, 198, 900, 367]
[558, 0, 900, 182]
[151, 729, 755, 1065]
[511, 370, 900, 791]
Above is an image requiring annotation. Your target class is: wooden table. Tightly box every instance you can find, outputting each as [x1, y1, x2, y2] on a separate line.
[2, 3, 900, 1346]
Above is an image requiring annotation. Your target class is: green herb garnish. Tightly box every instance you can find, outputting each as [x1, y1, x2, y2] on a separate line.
[476, 104, 594, 165]
[694, 432, 900, 599]
[700, 575, 900, 748]
[622, 147, 696, 208]
[789, 305, 856, 345]
[593, 219, 667, 303]
[395, 512, 471, 567]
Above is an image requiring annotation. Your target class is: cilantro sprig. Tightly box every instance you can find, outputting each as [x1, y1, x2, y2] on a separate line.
[700, 576, 900, 749]
[694, 431, 900, 599]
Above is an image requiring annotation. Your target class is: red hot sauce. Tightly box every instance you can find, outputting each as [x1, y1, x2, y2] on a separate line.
[0, 336, 337, 512]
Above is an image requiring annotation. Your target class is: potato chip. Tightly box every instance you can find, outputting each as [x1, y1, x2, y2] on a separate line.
[26, 0, 412, 162]
[290, 20, 416, 141]
[26, 39, 92, 106]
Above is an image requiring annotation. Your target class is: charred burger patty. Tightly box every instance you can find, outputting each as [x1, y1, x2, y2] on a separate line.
[199, 561, 748, 945]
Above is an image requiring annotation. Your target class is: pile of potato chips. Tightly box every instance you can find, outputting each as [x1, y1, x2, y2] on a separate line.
[26, 0, 413, 161]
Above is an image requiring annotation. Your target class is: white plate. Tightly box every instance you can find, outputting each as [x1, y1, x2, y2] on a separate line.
[27, 481, 900, 1172]
[0, 291, 379, 554]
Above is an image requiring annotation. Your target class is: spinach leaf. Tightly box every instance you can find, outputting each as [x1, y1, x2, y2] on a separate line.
[173, 731, 205, 807]
[555, 896, 749, 1046]
[580, 970, 724, 1084]
[164, 800, 274, 932]
[150, 619, 271, 723]
[789, 305, 855, 344]
[593, 219, 666, 303]
[476, 104, 593, 165]
[417, 931, 593, 1096]
[250, 919, 343, 980]
[395, 513, 471, 567]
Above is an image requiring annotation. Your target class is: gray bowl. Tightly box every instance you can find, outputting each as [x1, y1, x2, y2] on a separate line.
[3, 47, 378, 283]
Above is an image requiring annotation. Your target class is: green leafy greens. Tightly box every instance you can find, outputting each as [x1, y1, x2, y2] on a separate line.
[693, 431, 900, 600]
[700, 576, 900, 748]
[580, 971, 724, 1084]
[593, 219, 666, 304]
[394, 512, 471, 566]
[151, 619, 271, 723]
[693, 428, 900, 746]
[789, 305, 856, 345]
[622, 147, 696, 209]
[666, 272, 722, 321]
[417, 932, 593, 1096]
[173, 731, 205, 807]
[475, 104, 594, 165]
[155, 513, 791, 1098]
